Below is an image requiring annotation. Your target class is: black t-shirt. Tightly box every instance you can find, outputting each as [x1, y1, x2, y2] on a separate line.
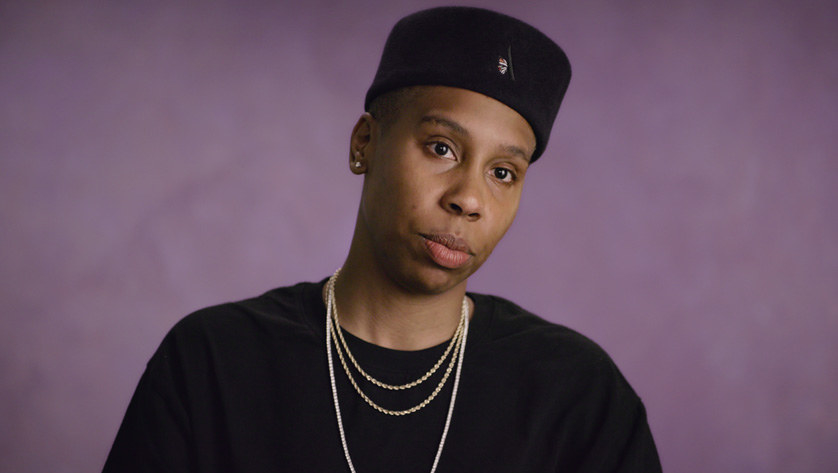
[103, 280, 661, 472]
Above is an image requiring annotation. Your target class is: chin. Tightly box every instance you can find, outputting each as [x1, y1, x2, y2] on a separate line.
[399, 263, 474, 295]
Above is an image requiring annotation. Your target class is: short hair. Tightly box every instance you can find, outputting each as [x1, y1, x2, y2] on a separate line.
[367, 87, 426, 133]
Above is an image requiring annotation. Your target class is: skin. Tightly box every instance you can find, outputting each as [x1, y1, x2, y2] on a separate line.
[331, 86, 536, 351]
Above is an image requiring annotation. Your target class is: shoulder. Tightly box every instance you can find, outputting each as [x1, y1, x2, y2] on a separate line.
[468, 292, 635, 397]
[470, 292, 609, 362]
[155, 281, 323, 362]
[462, 296, 659, 470]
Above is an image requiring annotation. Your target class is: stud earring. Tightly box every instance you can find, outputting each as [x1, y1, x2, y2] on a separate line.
[354, 161, 362, 169]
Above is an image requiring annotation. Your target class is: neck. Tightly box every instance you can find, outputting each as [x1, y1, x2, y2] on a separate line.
[326, 249, 469, 352]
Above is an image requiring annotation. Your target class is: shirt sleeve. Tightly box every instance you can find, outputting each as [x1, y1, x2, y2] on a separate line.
[565, 362, 662, 473]
[613, 401, 661, 472]
[102, 339, 195, 472]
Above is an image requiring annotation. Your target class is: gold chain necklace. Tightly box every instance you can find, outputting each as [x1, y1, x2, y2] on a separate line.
[330, 268, 465, 391]
[326, 269, 466, 415]
[325, 268, 470, 473]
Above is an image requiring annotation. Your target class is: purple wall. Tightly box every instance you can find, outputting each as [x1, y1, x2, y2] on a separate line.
[2, 1, 836, 471]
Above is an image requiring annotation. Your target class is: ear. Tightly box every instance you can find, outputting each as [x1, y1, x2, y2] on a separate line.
[349, 112, 376, 174]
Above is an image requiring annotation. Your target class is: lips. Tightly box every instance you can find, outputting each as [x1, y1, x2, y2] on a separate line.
[421, 233, 473, 269]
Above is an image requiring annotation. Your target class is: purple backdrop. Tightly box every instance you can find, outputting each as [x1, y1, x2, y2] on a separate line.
[1, 1, 836, 472]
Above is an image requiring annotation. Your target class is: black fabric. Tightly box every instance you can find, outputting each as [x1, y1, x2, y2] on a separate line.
[365, 7, 572, 163]
[103, 280, 661, 472]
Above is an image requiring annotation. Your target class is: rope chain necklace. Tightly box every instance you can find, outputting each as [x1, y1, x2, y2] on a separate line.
[327, 269, 466, 415]
[325, 268, 470, 473]
[332, 292, 465, 391]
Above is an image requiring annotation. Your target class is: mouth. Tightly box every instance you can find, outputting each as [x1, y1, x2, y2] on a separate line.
[420, 233, 473, 269]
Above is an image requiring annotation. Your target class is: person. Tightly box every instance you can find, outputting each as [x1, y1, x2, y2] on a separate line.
[103, 6, 661, 473]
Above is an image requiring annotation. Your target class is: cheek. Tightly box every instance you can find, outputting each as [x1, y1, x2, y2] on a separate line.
[363, 166, 428, 226]
[383, 165, 436, 212]
[485, 201, 520, 246]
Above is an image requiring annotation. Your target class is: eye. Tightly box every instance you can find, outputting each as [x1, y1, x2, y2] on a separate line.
[428, 141, 455, 160]
[492, 167, 516, 183]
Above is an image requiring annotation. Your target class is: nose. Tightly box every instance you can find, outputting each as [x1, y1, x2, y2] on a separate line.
[441, 169, 483, 221]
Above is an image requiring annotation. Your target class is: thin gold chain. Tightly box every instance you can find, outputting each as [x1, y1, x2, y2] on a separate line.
[329, 270, 464, 390]
[326, 269, 467, 416]
[326, 268, 471, 473]
[328, 313, 462, 416]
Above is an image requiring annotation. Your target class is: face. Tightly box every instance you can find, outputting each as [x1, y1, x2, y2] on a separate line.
[351, 86, 536, 295]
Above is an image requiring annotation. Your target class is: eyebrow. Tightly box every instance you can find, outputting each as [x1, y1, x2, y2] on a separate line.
[500, 144, 531, 163]
[420, 115, 469, 138]
[419, 114, 532, 163]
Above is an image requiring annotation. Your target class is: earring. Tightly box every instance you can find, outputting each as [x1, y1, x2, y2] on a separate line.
[354, 161, 362, 168]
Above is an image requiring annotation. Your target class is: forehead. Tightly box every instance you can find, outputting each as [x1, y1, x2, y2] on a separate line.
[394, 86, 536, 159]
